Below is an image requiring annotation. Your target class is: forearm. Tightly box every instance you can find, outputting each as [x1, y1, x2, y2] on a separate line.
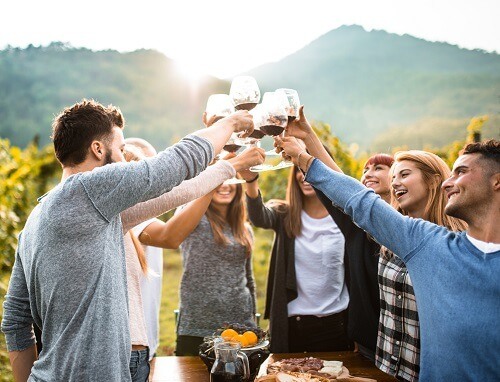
[306, 159, 429, 260]
[245, 191, 277, 229]
[121, 160, 235, 231]
[244, 179, 259, 199]
[190, 118, 235, 155]
[303, 133, 342, 173]
[147, 194, 214, 249]
[9, 346, 37, 382]
[81, 135, 215, 221]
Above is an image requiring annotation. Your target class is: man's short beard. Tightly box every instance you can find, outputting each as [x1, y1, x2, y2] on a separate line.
[104, 149, 114, 165]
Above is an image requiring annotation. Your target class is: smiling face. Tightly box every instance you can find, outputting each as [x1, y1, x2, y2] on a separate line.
[361, 163, 391, 197]
[391, 160, 430, 218]
[442, 153, 496, 222]
[211, 183, 237, 206]
[295, 168, 316, 199]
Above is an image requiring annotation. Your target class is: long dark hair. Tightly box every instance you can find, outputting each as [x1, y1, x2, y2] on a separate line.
[205, 183, 253, 256]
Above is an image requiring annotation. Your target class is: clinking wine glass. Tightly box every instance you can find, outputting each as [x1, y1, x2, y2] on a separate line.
[276, 88, 300, 122]
[250, 92, 291, 172]
[205, 94, 245, 184]
[221, 134, 246, 185]
[229, 76, 261, 111]
[235, 104, 265, 147]
[273, 88, 300, 169]
[205, 94, 234, 124]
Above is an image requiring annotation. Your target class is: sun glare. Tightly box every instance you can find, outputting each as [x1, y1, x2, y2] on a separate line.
[174, 60, 207, 85]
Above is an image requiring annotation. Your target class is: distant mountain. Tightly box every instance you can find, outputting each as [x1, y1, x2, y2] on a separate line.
[246, 25, 500, 151]
[1, 26, 499, 152]
[0, 42, 229, 148]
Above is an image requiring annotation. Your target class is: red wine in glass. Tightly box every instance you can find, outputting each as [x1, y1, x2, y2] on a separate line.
[248, 129, 265, 139]
[223, 144, 243, 153]
[260, 125, 284, 136]
[234, 102, 258, 111]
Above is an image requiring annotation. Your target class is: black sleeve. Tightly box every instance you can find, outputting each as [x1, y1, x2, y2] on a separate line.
[314, 186, 354, 236]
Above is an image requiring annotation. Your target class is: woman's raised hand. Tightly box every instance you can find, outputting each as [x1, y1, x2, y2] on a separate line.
[285, 106, 314, 140]
[227, 146, 266, 174]
[274, 136, 304, 165]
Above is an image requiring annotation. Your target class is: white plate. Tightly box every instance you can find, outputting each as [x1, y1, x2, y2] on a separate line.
[241, 339, 269, 351]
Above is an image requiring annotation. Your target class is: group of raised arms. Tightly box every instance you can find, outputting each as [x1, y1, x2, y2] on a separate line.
[1, 99, 499, 382]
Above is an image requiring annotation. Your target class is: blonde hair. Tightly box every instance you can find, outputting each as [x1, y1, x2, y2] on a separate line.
[205, 183, 253, 256]
[382, 150, 467, 258]
[391, 151, 466, 230]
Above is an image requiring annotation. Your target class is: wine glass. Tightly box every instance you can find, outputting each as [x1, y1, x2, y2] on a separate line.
[235, 104, 265, 147]
[205, 94, 245, 184]
[249, 92, 290, 172]
[276, 88, 300, 122]
[205, 94, 234, 124]
[273, 89, 300, 169]
[229, 76, 261, 111]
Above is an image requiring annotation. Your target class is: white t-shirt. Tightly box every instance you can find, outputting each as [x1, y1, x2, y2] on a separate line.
[287, 210, 349, 317]
[466, 234, 500, 253]
[132, 218, 163, 360]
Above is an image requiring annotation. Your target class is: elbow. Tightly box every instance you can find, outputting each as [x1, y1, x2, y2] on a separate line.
[158, 233, 182, 250]
[162, 240, 181, 250]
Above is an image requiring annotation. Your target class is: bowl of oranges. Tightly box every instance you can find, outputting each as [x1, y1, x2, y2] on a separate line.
[217, 323, 268, 350]
[199, 323, 270, 380]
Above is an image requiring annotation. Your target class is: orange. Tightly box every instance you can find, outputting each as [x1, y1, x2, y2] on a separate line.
[231, 334, 249, 347]
[242, 331, 258, 346]
[221, 329, 239, 341]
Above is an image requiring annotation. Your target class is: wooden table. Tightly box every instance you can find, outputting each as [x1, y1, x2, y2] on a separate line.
[151, 352, 397, 381]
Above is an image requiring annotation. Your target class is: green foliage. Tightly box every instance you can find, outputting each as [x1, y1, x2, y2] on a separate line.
[0, 139, 60, 381]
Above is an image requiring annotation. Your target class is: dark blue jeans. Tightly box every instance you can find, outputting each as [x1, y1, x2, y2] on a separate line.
[130, 348, 150, 382]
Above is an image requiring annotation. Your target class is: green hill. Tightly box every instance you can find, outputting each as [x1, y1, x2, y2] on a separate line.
[247, 25, 500, 150]
[0, 42, 229, 148]
[1, 25, 499, 152]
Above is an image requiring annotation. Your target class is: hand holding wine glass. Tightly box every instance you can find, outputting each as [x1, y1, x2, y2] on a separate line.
[284, 105, 314, 141]
[214, 110, 254, 137]
[227, 146, 266, 173]
[274, 136, 312, 170]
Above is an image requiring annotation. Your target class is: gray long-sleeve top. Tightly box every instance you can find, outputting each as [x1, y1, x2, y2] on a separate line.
[1, 135, 213, 382]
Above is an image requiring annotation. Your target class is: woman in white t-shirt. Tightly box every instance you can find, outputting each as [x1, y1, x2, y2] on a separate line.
[242, 151, 350, 353]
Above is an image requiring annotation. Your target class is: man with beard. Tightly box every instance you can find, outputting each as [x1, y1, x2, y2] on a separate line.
[1, 99, 253, 382]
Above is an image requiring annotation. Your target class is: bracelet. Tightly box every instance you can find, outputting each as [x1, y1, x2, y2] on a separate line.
[305, 155, 315, 172]
[246, 174, 259, 184]
[297, 150, 307, 165]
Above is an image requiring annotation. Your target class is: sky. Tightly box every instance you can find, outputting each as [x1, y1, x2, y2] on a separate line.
[0, 0, 498, 79]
